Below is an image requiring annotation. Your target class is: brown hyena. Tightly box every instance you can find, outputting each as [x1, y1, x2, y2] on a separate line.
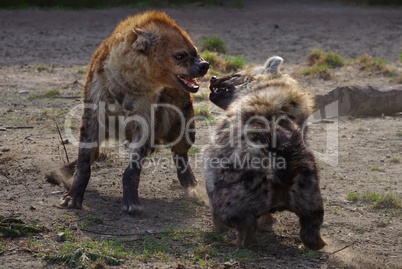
[45, 10, 209, 214]
[204, 56, 325, 250]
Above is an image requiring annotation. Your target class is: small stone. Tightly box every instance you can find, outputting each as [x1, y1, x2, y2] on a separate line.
[18, 90, 30, 94]
[2, 148, 10, 152]
[0, 127, 6, 131]
[71, 226, 77, 231]
[56, 232, 66, 242]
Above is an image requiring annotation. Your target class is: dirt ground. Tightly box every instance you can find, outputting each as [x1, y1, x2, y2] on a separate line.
[0, 1, 401, 268]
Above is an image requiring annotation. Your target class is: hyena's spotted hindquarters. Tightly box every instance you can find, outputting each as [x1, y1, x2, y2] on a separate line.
[204, 56, 325, 250]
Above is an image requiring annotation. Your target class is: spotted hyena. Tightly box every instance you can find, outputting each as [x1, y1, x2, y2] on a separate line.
[45, 11, 209, 214]
[203, 56, 325, 250]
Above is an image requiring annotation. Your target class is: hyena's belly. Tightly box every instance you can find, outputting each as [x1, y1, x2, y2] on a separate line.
[210, 170, 273, 225]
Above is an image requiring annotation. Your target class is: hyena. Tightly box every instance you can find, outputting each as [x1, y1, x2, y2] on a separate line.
[204, 56, 326, 250]
[46, 11, 209, 214]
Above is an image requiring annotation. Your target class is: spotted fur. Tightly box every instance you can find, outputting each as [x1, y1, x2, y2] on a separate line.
[204, 56, 325, 250]
[45, 11, 209, 214]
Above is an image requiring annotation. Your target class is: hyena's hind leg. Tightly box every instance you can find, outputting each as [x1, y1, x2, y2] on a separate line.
[234, 214, 258, 248]
[169, 112, 200, 203]
[171, 143, 199, 203]
[59, 109, 100, 209]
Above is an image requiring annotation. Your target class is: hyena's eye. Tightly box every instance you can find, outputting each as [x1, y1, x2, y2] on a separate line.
[175, 52, 188, 62]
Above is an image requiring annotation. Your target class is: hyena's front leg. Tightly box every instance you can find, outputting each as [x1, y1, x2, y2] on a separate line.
[298, 209, 325, 250]
[60, 109, 100, 209]
[291, 186, 326, 250]
[121, 144, 148, 215]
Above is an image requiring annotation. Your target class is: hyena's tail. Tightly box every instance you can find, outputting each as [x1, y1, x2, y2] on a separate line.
[263, 56, 283, 75]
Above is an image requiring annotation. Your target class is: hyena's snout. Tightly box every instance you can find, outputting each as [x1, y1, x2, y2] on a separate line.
[190, 56, 209, 77]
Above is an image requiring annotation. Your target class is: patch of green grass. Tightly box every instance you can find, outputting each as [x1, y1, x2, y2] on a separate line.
[200, 51, 245, 73]
[306, 48, 325, 66]
[140, 236, 171, 261]
[77, 67, 86, 74]
[0, 216, 45, 238]
[56, 227, 74, 241]
[370, 165, 380, 171]
[346, 192, 359, 202]
[192, 92, 209, 102]
[390, 156, 400, 163]
[194, 105, 213, 120]
[300, 249, 320, 258]
[224, 55, 245, 72]
[357, 54, 388, 72]
[126, 228, 260, 267]
[200, 36, 226, 53]
[45, 248, 123, 268]
[373, 193, 402, 209]
[232, 0, 244, 8]
[80, 215, 104, 229]
[188, 145, 201, 154]
[306, 49, 343, 68]
[301, 63, 331, 80]
[324, 52, 344, 68]
[396, 130, 402, 137]
[200, 50, 226, 73]
[35, 63, 50, 72]
[346, 191, 401, 209]
[28, 89, 61, 100]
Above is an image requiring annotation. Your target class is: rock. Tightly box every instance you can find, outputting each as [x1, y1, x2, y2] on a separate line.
[2, 148, 10, 152]
[56, 232, 66, 242]
[18, 90, 30, 94]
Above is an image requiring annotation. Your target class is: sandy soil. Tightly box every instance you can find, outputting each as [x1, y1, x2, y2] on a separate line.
[0, 1, 401, 268]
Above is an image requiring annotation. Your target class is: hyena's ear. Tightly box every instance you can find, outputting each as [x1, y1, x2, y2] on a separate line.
[130, 27, 158, 53]
[263, 56, 283, 75]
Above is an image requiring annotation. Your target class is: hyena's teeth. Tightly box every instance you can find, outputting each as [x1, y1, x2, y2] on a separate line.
[178, 75, 200, 89]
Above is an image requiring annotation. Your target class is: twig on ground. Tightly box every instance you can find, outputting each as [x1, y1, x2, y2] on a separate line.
[1, 126, 34, 130]
[328, 243, 353, 255]
[55, 122, 69, 163]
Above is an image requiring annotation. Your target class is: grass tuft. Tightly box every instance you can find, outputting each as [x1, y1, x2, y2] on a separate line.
[194, 105, 213, 120]
[28, 89, 61, 100]
[0, 216, 45, 238]
[390, 156, 400, 163]
[224, 55, 245, 72]
[200, 37, 226, 53]
[346, 191, 401, 209]
[356, 54, 389, 73]
[301, 49, 343, 79]
[200, 50, 226, 72]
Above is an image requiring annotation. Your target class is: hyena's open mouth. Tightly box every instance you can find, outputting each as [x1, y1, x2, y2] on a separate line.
[178, 75, 200, 93]
[210, 85, 231, 93]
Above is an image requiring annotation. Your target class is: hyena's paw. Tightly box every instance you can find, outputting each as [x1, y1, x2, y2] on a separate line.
[257, 213, 276, 231]
[300, 231, 326, 250]
[184, 187, 205, 206]
[59, 194, 82, 209]
[299, 218, 326, 250]
[45, 169, 72, 190]
[122, 203, 144, 215]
